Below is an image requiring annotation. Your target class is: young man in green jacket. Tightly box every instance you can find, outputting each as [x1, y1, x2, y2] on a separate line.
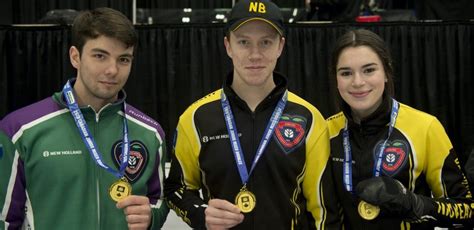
[0, 7, 168, 229]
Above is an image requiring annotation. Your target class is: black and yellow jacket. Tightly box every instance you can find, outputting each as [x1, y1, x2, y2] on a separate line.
[327, 95, 473, 229]
[165, 73, 341, 229]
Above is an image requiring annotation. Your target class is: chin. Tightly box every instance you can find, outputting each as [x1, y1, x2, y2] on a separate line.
[347, 101, 371, 111]
[96, 91, 119, 100]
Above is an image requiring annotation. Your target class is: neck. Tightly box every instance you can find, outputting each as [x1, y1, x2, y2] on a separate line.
[350, 96, 384, 124]
[351, 113, 362, 124]
[231, 82, 275, 112]
[75, 94, 113, 113]
[73, 83, 116, 113]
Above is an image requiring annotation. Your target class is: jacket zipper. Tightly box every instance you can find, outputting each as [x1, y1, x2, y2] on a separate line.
[251, 110, 256, 229]
[96, 178, 101, 229]
[93, 105, 108, 229]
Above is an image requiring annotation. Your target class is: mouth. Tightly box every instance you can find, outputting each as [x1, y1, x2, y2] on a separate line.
[246, 66, 265, 70]
[350, 90, 371, 98]
[99, 81, 118, 86]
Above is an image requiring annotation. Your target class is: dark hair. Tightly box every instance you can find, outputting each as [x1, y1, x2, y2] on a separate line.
[71, 7, 137, 54]
[329, 29, 395, 111]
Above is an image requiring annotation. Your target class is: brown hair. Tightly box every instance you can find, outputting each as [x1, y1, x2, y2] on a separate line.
[329, 29, 395, 111]
[71, 7, 137, 54]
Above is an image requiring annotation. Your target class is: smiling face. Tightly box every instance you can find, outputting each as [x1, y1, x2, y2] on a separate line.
[336, 45, 387, 120]
[69, 35, 134, 111]
[224, 20, 285, 92]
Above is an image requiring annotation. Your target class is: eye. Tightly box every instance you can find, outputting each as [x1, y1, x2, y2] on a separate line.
[363, 67, 376, 74]
[119, 57, 132, 65]
[93, 54, 105, 60]
[338, 70, 352, 77]
[237, 40, 249, 46]
[261, 39, 273, 47]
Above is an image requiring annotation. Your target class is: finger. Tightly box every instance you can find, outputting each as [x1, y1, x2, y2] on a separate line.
[117, 195, 149, 209]
[127, 222, 148, 230]
[122, 203, 151, 216]
[205, 206, 244, 221]
[206, 223, 228, 230]
[208, 199, 241, 214]
[125, 214, 151, 224]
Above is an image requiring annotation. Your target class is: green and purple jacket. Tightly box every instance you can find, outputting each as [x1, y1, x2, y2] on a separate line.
[0, 85, 168, 230]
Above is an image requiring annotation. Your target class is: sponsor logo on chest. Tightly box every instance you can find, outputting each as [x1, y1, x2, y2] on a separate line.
[373, 139, 410, 176]
[274, 114, 307, 154]
[112, 140, 149, 183]
[42, 150, 83, 157]
[201, 133, 242, 143]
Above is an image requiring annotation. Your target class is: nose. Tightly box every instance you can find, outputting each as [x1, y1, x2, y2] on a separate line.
[104, 60, 119, 76]
[248, 45, 263, 61]
[351, 72, 365, 87]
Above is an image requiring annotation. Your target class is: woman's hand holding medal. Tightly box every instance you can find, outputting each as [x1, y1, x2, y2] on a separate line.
[356, 177, 432, 222]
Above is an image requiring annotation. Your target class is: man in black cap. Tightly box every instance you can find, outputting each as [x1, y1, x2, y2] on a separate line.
[164, 0, 341, 229]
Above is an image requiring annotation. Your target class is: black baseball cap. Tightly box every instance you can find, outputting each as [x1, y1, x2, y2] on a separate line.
[226, 0, 284, 36]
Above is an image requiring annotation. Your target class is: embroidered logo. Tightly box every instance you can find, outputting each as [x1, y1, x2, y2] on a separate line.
[112, 140, 149, 183]
[374, 140, 409, 176]
[274, 114, 307, 154]
[249, 2, 266, 13]
[42, 150, 82, 157]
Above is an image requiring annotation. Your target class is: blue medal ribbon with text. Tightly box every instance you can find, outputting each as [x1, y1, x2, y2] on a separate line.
[221, 90, 288, 186]
[63, 80, 129, 179]
[342, 98, 399, 192]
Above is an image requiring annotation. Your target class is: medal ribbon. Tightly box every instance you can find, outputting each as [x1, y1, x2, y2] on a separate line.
[221, 90, 287, 185]
[63, 80, 129, 179]
[343, 98, 399, 192]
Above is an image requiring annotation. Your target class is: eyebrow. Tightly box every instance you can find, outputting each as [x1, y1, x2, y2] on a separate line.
[90, 48, 110, 55]
[337, 63, 378, 72]
[90, 48, 133, 58]
[362, 63, 378, 68]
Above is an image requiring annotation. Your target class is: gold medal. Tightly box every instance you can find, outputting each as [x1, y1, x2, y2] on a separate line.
[235, 187, 256, 213]
[109, 177, 132, 202]
[358, 200, 380, 220]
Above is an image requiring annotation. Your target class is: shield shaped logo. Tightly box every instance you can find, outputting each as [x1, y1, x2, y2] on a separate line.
[374, 140, 409, 176]
[274, 114, 307, 154]
[112, 140, 149, 182]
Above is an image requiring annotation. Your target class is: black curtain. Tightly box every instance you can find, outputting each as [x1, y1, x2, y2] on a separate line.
[12, 0, 132, 24]
[0, 25, 74, 113]
[273, 0, 305, 8]
[414, 0, 474, 20]
[0, 0, 13, 25]
[0, 22, 473, 167]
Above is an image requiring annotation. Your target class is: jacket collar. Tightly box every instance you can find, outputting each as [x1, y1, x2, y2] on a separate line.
[54, 78, 127, 117]
[342, 93, 392, 135]
[222, 71, 288, 112]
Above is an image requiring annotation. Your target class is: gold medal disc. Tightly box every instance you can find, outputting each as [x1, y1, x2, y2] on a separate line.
[109, 178, 132, 202]
[235, 189, 256, 213]
[358, 200, 380, 220]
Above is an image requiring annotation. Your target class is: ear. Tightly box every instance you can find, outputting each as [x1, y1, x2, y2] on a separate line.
[224, 36, 233, 58]
[69, 46, 81, 69]
[277, 37, 286, 58]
